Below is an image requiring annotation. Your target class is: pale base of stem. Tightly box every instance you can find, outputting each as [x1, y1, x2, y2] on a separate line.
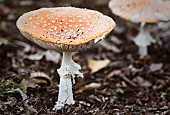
[53, 52, 83, 110]
[53, 76, 75, 110]
[139, 46, 147, 57]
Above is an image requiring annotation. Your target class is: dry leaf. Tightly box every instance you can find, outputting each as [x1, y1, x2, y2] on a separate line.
[0, 37, 8, 46]
[27, 50, 61, 63]
[27, 51, 44, 61]
[8, 88, 27, 100]
[20, 78, 39, 91]
[8, 88, 37, 113]
[0, 4, 10, 16]
[84, 83, 101, 89]
[133, 76, 152, 87]
[150, 63, 163, 72]
[88, 59, 110, 74]
[78, 83, 101, 91]
[15, 41, 31, 52]
[110, 35, 122, 45]
[98, 40, 121, 53]
[21, 72, 51, 90]
[30, 72, 51, 86]
[45, 50, 61, 64]
[107, 70, 121, 78]
[116, 88, 124, 94]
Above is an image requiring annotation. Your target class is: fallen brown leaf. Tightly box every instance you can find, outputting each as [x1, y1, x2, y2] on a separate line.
[30, 72, 52, 87]
[150, 63, 163, 72]
[84, 83, 101, 89]
[133, 76, 152, 87]
[0, 37, 8, 46]
[88, 59, 110, 74]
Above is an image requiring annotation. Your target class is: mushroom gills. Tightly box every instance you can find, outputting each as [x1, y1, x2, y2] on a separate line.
[53, 52, 83, 110]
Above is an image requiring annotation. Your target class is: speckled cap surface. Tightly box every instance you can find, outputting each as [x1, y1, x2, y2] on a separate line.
[109, 0, 170, 23]
[16, 7, 115, 52]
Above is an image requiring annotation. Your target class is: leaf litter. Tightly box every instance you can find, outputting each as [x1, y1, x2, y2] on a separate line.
[0, 0, 170, 114]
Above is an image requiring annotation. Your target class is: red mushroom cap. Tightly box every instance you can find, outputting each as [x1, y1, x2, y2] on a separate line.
[16, 7, 116, 52]
[109, 0, 170, 23]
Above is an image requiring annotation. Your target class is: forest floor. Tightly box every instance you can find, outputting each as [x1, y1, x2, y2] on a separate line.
[0, 0, 170, 114]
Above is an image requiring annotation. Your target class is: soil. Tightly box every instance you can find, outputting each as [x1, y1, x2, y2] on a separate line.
[0, 0, 170, 115]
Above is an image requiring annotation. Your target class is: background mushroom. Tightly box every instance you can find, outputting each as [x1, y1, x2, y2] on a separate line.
[109, 0, 170, 56]
[16, 7, 116, 110]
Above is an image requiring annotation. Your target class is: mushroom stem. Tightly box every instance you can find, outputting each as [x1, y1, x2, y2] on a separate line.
[134, 23, 156, 56]
[138, 46, 147, 57]
[53, 52, 83, 110]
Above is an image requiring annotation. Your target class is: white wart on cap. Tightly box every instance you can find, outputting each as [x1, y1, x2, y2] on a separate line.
[17, 7, 116, 52]
[109, 0, 170, 23]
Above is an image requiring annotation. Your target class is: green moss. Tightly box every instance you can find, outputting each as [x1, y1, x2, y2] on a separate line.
[0, 80, 23, 96]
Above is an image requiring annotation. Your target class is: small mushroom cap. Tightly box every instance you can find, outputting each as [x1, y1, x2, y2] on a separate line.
[16, 7, 115, 52]
[109, 0, 170, 23]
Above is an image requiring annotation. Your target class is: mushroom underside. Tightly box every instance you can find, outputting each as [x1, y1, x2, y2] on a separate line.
[21, 31, 96, 52]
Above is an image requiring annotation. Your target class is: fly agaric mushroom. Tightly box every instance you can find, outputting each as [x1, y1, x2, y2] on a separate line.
[109, 0, 170, 56]
[16, 7, 116, 110]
